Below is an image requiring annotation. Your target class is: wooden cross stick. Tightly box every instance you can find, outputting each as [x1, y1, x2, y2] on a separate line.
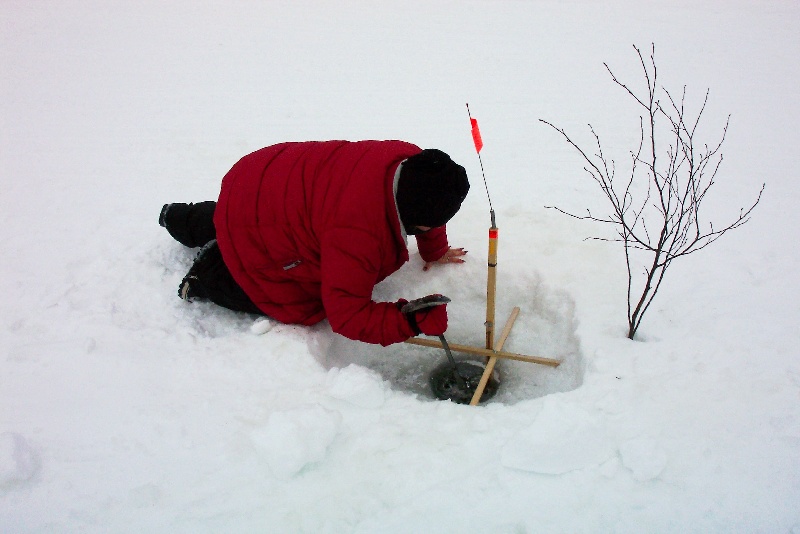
[404, 336, 560, 367]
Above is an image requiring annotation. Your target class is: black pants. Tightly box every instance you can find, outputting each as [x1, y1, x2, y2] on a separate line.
[162, 201, 264, 315]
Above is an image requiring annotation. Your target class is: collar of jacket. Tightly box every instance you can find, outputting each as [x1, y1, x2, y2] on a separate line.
[392, 160, 408, 245]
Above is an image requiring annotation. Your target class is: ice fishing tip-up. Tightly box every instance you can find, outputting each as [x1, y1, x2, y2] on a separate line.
[404, 106, 560, 405]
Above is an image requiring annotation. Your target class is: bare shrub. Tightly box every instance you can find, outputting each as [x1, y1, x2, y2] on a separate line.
[541, 44, 764, 339]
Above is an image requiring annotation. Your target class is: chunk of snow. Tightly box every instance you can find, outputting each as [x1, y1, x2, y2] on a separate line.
[249, 318, 274, 335]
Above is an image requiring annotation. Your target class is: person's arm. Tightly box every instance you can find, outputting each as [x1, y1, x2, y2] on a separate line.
[415, 225, 449, 262]
[320, 229, 416, 346]
[416, 225, 467, 271]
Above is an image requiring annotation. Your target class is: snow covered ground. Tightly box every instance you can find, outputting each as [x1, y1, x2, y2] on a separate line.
[2, 1, 799, 532]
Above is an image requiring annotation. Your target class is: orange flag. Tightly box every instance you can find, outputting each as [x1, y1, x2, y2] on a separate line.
[470, 118, 483, 153]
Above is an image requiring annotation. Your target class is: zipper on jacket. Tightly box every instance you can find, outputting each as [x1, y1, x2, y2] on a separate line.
[283, 260, 302, 270]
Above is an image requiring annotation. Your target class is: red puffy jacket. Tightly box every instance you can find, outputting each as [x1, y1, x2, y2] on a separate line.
[214, 141, 452, 346]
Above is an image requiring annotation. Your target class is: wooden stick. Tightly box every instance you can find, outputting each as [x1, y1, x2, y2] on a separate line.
[404, 337, 560, 367]
[495, 306, 520, 351]
[470, 307, 520, 405]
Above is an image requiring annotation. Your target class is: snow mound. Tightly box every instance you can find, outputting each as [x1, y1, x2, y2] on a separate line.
[489, 271, 584, 404]
[250, 405, 342, 479]
[0, 432, 40, 488]
[501, 399, 615, 474]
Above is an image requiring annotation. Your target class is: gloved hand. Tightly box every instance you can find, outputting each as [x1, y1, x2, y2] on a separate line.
[399, 294, 449, 336]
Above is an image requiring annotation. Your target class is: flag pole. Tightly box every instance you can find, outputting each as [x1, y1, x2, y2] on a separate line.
[466, 103, 498, 353]
[467, 103, 503, 405]
[485, 222, 498, 351]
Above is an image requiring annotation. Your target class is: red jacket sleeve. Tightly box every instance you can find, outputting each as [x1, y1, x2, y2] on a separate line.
[415, 225, 450, 263]
[320, 229, 416, 346]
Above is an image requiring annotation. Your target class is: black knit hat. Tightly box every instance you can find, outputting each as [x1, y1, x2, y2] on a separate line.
[397, 149, 470, 231]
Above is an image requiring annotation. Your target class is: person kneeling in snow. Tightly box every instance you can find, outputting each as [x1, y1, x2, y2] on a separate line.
[159, 141, 469, 346]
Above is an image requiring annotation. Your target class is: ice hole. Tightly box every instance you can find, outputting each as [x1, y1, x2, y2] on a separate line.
[315, 271, 584, 404]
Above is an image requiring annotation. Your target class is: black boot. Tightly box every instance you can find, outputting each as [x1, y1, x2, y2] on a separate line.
[159, 201, 217, 248]
[178, 241, 216, 301]
[177, 240, 264, 315]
